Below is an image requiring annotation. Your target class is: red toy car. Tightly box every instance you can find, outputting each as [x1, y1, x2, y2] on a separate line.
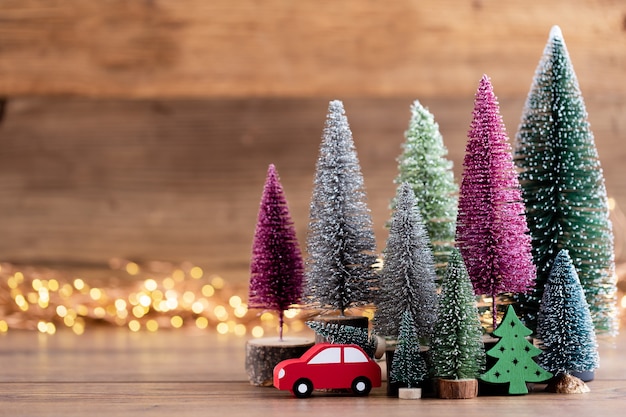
[273, 343, 381, 398]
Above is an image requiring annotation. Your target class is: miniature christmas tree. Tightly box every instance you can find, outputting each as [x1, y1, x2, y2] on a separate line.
[456, 75, 535, 330]
[249, 164, 304, 340]
[514, 26, 617, 335]
[394, 100, 458, 279]
[306, 321, 377, 358]
[305, 100, 378, 314]
[431, 249, 485, 380]
[390, 310, 428, 389]
[374, 183, 438, 341]
[481, 305, 552, 394]
[536, 249, 599, 376]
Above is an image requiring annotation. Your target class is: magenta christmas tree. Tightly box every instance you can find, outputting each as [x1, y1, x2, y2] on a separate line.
[249, 164, 304, 340]
[456, 75, 535, 330]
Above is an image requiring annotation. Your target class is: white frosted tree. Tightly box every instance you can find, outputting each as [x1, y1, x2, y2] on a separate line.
[374, 183, 438, 341]
[305, 100, 378, 315]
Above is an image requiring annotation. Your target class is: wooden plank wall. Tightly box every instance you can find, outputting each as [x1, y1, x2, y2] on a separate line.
[0, 1, 623, 284]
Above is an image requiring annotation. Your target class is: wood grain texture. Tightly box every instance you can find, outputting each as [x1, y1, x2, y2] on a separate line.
[0, 0, 623, 98]
[0, 329, 624, 416]
[0, 96, 623, 284]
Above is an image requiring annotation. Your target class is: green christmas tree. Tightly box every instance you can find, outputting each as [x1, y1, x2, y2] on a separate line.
[390, 310, 428, 389]
[306, 321, 377, 358]
[394, 100, 458, 279]
[536, 249, 599, 376]
[481, 305, 552, 395]
[430, 249, 485, 380]
[514, 25, 617, 335]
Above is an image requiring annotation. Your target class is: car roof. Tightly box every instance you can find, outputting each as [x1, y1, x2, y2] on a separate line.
[299, 343, 366, 362]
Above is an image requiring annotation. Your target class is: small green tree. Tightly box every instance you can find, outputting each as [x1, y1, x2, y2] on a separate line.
[514, 26, 616, 335]
[430, 249, 485, 380]
[481, 305, 552, 394]
[390, 310, 428, 389]
[306, 321, 377, 358]
[394, 100, 458, 279]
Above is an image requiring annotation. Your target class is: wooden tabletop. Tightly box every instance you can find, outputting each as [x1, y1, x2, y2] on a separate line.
[0, 328, 624, 416]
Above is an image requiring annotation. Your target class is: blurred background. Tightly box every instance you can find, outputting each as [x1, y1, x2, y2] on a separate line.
[0, 0, 623, 333]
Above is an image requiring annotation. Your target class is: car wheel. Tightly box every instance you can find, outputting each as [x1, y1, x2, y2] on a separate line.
[293, 378, 313, 398]
[351, 377, 372, 396]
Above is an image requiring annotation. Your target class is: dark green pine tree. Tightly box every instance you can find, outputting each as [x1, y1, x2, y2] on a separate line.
[305, 100, 378, 314]
[481, 305, 552, 395]
[394, 100, 458, 280]
[306, 321, 377, 358]
[374, 183, 438, 341]
[430, 249, 485, 380]
[514, 25, 617, 335]
[390, 310, 428, 389]
[536, 249, 599, 376]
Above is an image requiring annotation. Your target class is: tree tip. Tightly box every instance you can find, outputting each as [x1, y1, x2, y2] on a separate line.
[549, 25, 563, 40]
[328, 99, 345, 112]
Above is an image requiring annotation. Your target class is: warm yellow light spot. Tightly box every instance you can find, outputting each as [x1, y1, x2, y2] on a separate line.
[27, 292, 38, 304]
[234, 324, 246, 337]
[56, 305, 68, 318]
[260, 312, 274, 322]
[64, 315, 75, 327]
[621, 295, 626, 309]
[38, 288, 50, 301]
[48, 279, 59, 292]
[76, 305, 89, 316]
[608, 197, 616, 211]
[157, 300, 169, 312]
[211, 276, 224, 289]
[282, 324, 289, 335]
[152, 290, 163, 301]
[32, 279, 42, 291]
[251, 326, 264, 338]
[171, 316, 184, 328]
[37, 321, 48, 333]
[228, 295, 242, 308]
[201, 284, 215, 297]
[7, 276, 17, 289]
[132, 305, 147, 318]
[15, 295, 29, 311]
[291, 320, 305, 333]
[126, 262, 140, 276]
[59, 284, 73, 298]
[173, 269, 185, 282]
[216, 322, 229, 334]
[46, 322, 56, 335]
[117, 309, 128, 319]
[191, 301, 205, 314]
[38, 298, 49, 309]
[89, 288, 103, 301]
[94, 307, 106, 318]
[73, 278, 85, 291]
[0, 320, 8, 333]
[115, 299, 127, 311]
[284, 308, 299, 319]
[138, 294, 152, 308]
[144, 279, 158, 292]
[72, 322, 85, 335]
[190, 266, 203, 279]
[362, 308, 375, 320]
[234, 305, 248, 318]
[14, 271, 24, 283]
[195, 316, 208, 329]
[128, 320, 141, 332]
[106, 304, 117, 317]
[146, 319, 159, 332]
[214, 305, 228, 320]
[182, 291, 195, 305]
[163, 277, 175, 290]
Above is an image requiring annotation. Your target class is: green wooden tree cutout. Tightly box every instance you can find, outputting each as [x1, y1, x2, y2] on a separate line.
[481, 305, 552, 394]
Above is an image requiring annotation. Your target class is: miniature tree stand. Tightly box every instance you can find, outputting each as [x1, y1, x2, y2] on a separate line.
[245, 337, 314, 386]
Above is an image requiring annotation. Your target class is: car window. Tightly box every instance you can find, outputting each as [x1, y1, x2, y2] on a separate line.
[344, 347, 369, 363]
[308, 347, 341, 364]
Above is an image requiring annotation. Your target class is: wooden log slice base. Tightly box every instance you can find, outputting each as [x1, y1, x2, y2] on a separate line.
[437, 378, 479, 399]
[398, 387, 422, 400]
[245, 337, 314, 387]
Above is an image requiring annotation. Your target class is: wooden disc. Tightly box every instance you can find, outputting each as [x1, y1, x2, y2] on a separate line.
[245, 337, 314, 387]
[437, 378, 478, 399]
[398, 387, 422, 399]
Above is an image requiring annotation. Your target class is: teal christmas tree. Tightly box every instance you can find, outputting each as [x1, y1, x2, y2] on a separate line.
[374, 183, 438, 341]
[536, 249, 599, 376]
[514, 26, 617, 335]
[430, 249, 485, 380]
[390, 310, 428, 389]
[394, 100, 458, 279]
[481, 305, 552, 394]
[306, 321, 377, 358]
[305, 100, 378, 314]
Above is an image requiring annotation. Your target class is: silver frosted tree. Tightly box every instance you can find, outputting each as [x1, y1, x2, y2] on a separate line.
[374, 183, 438, 341]
[305, 100, 378, 315]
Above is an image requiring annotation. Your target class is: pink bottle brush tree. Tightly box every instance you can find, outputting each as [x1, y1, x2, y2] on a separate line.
[249, 164, 305, 340]
[456, 75, 536, 330]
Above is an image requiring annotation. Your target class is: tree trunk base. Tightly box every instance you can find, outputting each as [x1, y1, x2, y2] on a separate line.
[398, 387, 422, 399]
[245, 337, 314, 387]
[437, 378, 478, 399]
